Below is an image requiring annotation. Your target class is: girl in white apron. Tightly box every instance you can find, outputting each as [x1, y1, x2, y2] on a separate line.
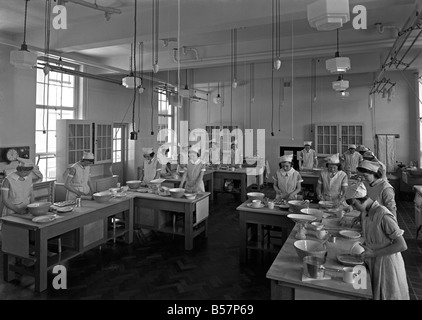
[180, 147, 205, 193]
[273, 154, 303, 200]
[316, 153, 348, 202]
[141, 148, 161, 184]
[64, 152, 95, 200]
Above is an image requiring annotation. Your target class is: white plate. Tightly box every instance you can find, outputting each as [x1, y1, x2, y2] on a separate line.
[287, 214, 317, 223]
[56, 206, 73, 213]
[339, 230, 361, 239]
[32, 215, 56, 223]
[246, 203, 265, 209]
[136, 188, 149, 193]
[337, 254, 364, 266]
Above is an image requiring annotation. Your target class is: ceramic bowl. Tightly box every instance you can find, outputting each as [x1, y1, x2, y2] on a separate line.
[27, 202, 52, 216]
[169, 188, 185, 198]
[294, 239, 327, 263]
[126, 180, 142, 189]
[247, 192, 265, 201]
[184, 193, 196, 200]
[300, 208, 325, 218]
[93, 191, 113, 203]
[288, 200, 308, 213]
[309, 222, 324, 231]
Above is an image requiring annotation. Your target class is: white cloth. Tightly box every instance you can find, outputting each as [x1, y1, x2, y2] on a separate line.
[66, 162, 91, 200]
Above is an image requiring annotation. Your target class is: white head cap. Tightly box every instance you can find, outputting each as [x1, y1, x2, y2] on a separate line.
[279, 154, 293, 163]
[189, 145, 200, 155]
[17, 157, 34, 168]
[357, 160, 380, 173]
[304, 141, 312, 146]
[142, 147, 153, 155]
[325, 153, 340, 164]
[348, 144, 357, 150]
[344, 182, 367, 200]
[82, 151, 95, 160]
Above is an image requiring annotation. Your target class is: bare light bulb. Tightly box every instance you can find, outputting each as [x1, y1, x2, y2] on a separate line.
[43, 65, 50, 76]
[273, 57, 282, 70]
[232, 79, 238, 89]
[153, 63, 160, 73]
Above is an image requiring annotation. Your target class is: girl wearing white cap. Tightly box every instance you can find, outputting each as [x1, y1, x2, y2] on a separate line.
[140, 148, 161, 184]
[180, 146, 206, 193]
[298, 141, 318, 170]
[362, 151, 388, 181]
[357, 160, 397, 217]
[340, 144, 363, 176]
[273, 154, 303, 200]
[64, 151, 96, 200]
[316, 153, 348, 202]
[1, 158, 35, 217]
[345, 183, 409, 300]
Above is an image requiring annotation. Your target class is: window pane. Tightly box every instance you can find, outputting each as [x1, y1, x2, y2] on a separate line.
[62, 87, 74, 107]
[48, 131, 56, 153]
[36, 132, 47, 153]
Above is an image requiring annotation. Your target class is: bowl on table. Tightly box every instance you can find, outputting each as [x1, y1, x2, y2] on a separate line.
[169, 188, 185, 198]
[184, 193, 197, 200]
[308, 222, 324, 231]
[318, 200, 337, 209]
[288, 200, 309, 213]
[287, 214, 317, 224]
[27, 202, 52, 216]
[300, 208, 325, 219]
[126, 180, 142, 189]
[294, 239, 327, 263]
[247, 192, 265, 201]
[93, 191, 113, 203]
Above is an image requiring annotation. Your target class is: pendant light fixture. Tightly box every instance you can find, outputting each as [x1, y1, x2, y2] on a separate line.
[122, 0, 141, 90]
[326, 28, 351, 73]
[231, 28, 238, 89]
[10, 0, 38, 69]
[138, 41, 145, 93]
[307, 0, 350, 31]
[272, 0, 282, 71]
[213, 82, 222, 104]
[152, 0, 160, 73]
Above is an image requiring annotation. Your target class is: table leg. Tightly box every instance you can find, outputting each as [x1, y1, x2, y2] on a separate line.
[34, 229, 48, 292]
[124, 198, 134, 244]
[239, 213, 247, 264]
[240, 175, 247, 202]
[2, 253, 16, 282]
[184, 204, 194, 250]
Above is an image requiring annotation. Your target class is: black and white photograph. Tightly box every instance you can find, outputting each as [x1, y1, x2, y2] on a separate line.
[0, 0, 421, 304]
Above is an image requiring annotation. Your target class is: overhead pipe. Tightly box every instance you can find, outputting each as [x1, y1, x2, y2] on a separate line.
[60, 0, 121, 20]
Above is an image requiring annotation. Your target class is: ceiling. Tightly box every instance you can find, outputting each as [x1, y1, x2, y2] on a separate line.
[1, 0, 421, 85]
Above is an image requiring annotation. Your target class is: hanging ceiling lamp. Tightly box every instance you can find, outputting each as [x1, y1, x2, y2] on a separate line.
[231, 28, 238, 89]
[332, 73, 349, 95]
[10, 0, 38, 69]
[307, 0, 350, 31]
[272, 0, 282, 70]
[213, 82, 222, 104]
[152, 0, 160, 73]
[326, 28, 350, 73]
[122, 0, 141, 89]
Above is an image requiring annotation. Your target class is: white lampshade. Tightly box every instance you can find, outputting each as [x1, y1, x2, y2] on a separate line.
[326, 56, 351, 73]
[10, 49, 38, 69]
[122, 76, 142, 89]
[307, 0, 350, 31]
[332, 79, 349, 91]
[273, 57, 282, 70]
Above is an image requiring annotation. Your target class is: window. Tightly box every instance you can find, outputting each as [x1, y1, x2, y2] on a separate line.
[35, 63, 79, 180]
[113, 127, 122, 163]
[157, 89, 177, 160]
[314, 123, 364, 156]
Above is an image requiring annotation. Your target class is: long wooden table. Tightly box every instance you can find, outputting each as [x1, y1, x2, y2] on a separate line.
[237, 200, 295, 264]
[132, 191, 210, 250]
[266, 213, 373, 300]
[1, 196, 134, 292]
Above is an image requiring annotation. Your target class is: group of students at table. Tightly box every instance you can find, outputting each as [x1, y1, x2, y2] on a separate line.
[275, 141, 408, 300]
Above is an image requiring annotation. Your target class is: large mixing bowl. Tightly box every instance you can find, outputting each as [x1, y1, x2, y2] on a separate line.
[27, 202, 52, 216]
[247, 192, 265, 201]
[294, 239, 327, 263]
[93, 191, 113, 203]
[288, 200, 308, 213]
[169, 188, 185, 198]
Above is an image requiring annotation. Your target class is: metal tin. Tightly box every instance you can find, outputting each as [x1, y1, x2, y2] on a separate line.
[76, 198, 81, 207]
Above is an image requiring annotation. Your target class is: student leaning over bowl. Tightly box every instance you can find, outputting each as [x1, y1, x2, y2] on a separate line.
[180, 145, 206, 193]
[273, 154, 303, 201]
[316, 153, 348, 204]
[357, 160, 397, 217]
[64, 151, 96, 200]
[1, 158, 35, 218]
[345, 182, 409, 300]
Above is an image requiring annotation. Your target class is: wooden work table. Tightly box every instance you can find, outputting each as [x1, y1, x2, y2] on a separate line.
[266, 212, 372, 300]
[1, 196, 134, 292]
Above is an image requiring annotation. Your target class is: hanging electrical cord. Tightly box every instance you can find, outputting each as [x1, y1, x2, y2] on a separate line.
[130, 0, 138, 139]
[291, 13, 294, 141]
[249, 63, 254, 128]
[42, 0, 52, 134]
[310, 58, 316, 135]
[278, 77, 283, 132]
[150, 71, 155, 135]
[152, 0, 160, 73]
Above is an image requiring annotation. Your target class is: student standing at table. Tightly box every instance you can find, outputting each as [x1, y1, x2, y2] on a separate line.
[298, 141, 318, 171]
[180, 146, 206, 193]
[316, 153, 348, 203]
[140, 147, 161, 184]
[273, 154, 303, 200]
[340, 144, 363, 176]
[345, 182, 409, 300]
[64, 151, 96, 200]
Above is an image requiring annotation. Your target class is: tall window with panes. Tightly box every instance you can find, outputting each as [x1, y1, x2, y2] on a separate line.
[157, 89, 178, 161]
[35, 64, 78, 180]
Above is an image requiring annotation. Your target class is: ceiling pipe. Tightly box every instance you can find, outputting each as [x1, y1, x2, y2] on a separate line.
[60, 0, 121, 19]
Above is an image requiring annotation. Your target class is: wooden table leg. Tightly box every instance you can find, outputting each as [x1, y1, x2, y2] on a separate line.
[2, 253, 16, 282]
[34, 229, 48, 292]
[240, 174, 247, 202]
[239, 212, 247, 264]
[184, 204, 194, 250]
[124, 198, 134, 244]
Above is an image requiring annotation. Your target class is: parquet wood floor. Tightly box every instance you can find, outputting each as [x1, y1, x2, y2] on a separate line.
[0, 186, 421, 300]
